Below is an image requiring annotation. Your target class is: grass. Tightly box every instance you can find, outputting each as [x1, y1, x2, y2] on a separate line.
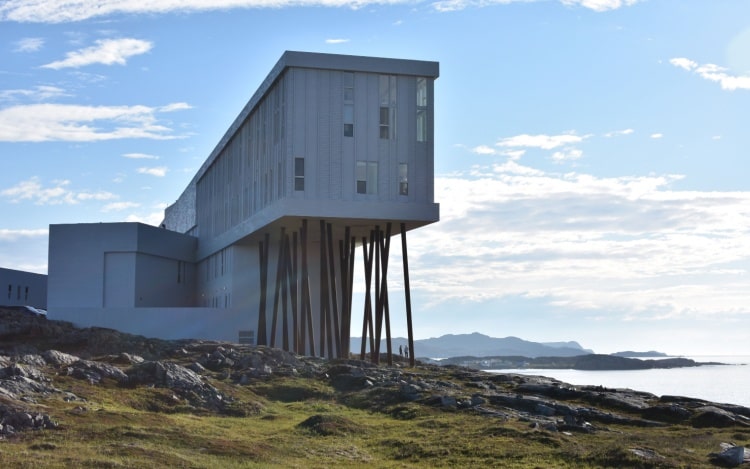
[2, 363, 749, 468]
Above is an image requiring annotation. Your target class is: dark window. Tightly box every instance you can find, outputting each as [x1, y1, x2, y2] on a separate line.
[24, 286, 29, 301]
[399, 163, 408, 195]
[294, 157, 305, 191]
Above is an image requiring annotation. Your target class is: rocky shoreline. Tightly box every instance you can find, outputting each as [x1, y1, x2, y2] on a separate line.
[2, 308, 749, 466]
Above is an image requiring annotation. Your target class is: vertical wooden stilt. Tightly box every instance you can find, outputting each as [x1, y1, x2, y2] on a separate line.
[300, 220, 315, 356]
[257, 233, 270, 346]
[401, 223, 416, 367]
[290, 232, 299, 354]
[281, 233, 290, 351]
[326, 223, 341, 357]
[380, 223, 393, 366]
[360, 234, 375, 361]
[270, 227, 286, 348]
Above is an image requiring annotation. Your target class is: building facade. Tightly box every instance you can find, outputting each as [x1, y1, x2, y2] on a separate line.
[1, 267, 47, 309]
[48, 51, 439, 362]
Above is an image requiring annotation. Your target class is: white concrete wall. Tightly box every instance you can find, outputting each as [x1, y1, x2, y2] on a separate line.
[51, 307, 258, 343]
[48, 223, 197, 311]
[0, 267, 47, 309]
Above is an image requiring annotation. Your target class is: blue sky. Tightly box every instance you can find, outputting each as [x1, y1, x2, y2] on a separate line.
[1, 0, 749, 355]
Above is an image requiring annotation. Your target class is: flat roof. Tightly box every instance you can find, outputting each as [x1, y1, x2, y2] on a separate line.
[191, 51, 439, 187]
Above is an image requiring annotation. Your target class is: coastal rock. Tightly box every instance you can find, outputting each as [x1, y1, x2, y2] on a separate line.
[709, 444, 746, 467]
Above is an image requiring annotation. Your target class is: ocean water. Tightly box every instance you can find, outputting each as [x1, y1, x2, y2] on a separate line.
[486, 356, 750, 408]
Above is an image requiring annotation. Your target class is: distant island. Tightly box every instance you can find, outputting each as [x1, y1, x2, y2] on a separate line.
[428, 354, 724, 371]
[351, 333, 721, 371]
[611, 350, 669, 358]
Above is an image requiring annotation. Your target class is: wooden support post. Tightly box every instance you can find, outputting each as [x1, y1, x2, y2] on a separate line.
[326, 223, 341, 357]
[300, 220, 315, 356]
[270, 227, 286, 348]
[373, 226, 381, 364]
[257, 233, 270, 346]
[281, 233, 290, 351]
[401, 223, 416, 367]
[290, 231, 299, 354]
[380, 223, 393, 366]
[360, 234, 375, 361]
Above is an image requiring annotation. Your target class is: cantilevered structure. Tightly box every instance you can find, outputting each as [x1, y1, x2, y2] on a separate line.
[48, 51, 439, 364]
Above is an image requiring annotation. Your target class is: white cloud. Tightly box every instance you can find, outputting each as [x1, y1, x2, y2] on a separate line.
[137, 166, 168, 177]
[650, 133, 663, 139]
[551, 147, 583, 162]
[670, 57, 750, 91]
[123, 152, 159, 159]
[325, 38, 350, 44]
[560, 0, 641, 13]
[471, 145, 497, 155]
[0, 0, 643, 22]
[0, 85, 69, 102]
[496, 132, 586, 150]
[406, 160, 750, 320]
[603, 128, 634, 138]
[42, 38, 152, 69]
[0, 228, 48, 241]
[0, 103, 189, 142]
[1, 177, 116, 205]
[669, 57, 697, 71]
[13, 37, 44, 52]
[102, 201, 140, 212]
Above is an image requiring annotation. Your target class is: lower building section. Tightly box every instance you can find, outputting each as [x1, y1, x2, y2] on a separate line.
[47, 219, 418, 365]
[0, 267, 47, 309]
[51, 307, 257, 342]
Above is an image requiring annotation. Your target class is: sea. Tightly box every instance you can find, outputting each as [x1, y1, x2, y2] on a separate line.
[486, 356, 750, 408]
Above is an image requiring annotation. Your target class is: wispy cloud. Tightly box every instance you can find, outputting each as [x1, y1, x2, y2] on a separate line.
[325, 38, 350, 44]
[551, 147, 583, 162]
[0, 85, 69, 102]
[0, 0, 643, 23]
[137, 166, 168, 177]
[431, 0, 640, 13]
[650, 133, 663, 139]
[1, 177, 116, 205]
[102, 201, 140, 212]
[42, 38, 152, 69]
[409, 160, 750, 320]
[603, 128, 634, 138]
[670, 57, 750, 91]
[496, 132, 586, 150]
[13, 37, 44, 52]
[0, 102, 190, 142]
[123, 152, 159, 159]
[0, 228, 48, 241]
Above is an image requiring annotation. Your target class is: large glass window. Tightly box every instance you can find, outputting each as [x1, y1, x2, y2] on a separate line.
[379, 75, 397, 140]
[416, 77, 428, 142]
[356, 161, 378, 194]
[343, 72, 354, 137]
[294, 157, 305, 191]
[344, 104, 354, 137]
[399, 163, 408, 196]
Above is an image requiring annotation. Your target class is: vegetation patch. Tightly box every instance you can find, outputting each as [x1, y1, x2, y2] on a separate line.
[297, 414, 362, 436]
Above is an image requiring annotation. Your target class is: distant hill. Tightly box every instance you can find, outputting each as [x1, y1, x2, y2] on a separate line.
[350, 332, 594, 359]
[611, 351, 669, 358]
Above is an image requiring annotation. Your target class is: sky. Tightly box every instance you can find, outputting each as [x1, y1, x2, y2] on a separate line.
[1, 0, 749, 356]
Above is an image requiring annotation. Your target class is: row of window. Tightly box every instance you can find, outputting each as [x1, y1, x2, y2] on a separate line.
[7, 284, 30, 301]
[294, 157, 408, 196]
[342, 73, 428, 142]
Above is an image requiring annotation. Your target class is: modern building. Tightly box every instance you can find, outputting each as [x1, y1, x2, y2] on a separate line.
[48, 51, 439, 362]
[1, 267, 47, 309]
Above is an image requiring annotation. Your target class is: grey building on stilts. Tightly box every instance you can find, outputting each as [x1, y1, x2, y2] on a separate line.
[47, 51, 440, 364]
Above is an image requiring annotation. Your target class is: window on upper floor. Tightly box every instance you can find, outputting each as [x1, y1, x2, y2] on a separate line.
[294, 157, 305, 191]
[379, 75, 397, 140]
[7, 284, 10, 300]
[356, 161, 378, 195]
[416, 77, 428, 142]
[399, 163, 408, 196]
[344, 73, 354, 137]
